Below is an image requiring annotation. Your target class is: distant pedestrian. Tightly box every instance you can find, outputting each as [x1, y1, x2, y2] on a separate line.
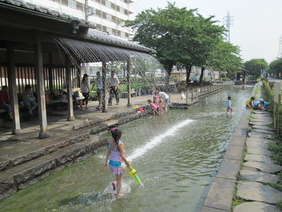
[0, 85, 13, 120]
[81, 74, 90, 109]
[108, 71, 119, 106]
[226, 95, 233, 113]
[95, 71, 104, 110]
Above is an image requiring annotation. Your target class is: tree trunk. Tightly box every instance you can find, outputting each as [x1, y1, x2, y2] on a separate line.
[185, 64, 192, 87]
[164, 62, 173, 87]
[199, 67, 205, 86]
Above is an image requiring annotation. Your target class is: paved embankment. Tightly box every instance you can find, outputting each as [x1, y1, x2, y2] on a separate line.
[202, 86, 282, 212]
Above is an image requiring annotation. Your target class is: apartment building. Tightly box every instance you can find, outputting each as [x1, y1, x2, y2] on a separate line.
[27, 0, 134, 39]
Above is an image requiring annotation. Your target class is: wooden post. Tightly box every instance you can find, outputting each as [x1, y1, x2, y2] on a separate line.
[34, 33, 50, 139]
[102, 61, 107, 112]
[48, 52, 53, 90]
[127, 59, 132, 107]
[7, 46, 22, 135]
[66, 55, 75, 121]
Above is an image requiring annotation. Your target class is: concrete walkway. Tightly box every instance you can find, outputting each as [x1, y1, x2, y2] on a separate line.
[202, 88, 282, 212]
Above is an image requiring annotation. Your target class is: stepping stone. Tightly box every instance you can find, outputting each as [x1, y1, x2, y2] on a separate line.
[240, 169, 280, 184]
[247, 146, 274, 156]
[237, 181, 282, 204]
[243, 161, 282, 173]
[249, 128, 275, 135]
[233, 202, 281, 212]
[252, 125, 275, 132]
[244, 154, 274, 164]
[246, 139, 270, 149]
[249, 121, 273, 126]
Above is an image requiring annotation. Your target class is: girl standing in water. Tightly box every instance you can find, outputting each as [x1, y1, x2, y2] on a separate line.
[104, 128, 131, 197]
[226, 95, 233, 113]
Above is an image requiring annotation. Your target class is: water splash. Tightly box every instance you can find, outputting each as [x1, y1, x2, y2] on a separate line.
[128, 119, 195, 161]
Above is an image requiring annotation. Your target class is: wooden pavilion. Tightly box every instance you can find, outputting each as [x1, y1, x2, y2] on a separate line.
[0, 0, 154, 138]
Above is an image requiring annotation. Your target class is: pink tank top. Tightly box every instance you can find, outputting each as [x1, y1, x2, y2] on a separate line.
[110, 140, 123, 162]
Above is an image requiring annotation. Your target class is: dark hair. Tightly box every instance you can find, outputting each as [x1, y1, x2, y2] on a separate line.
[111, 128, 122, 142]
[25, 85, 31, 90]
[228, 96, 231, 100]
[251, 97, 255, 100]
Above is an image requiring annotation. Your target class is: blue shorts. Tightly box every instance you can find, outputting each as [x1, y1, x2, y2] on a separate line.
[109, 160, 122, 167]
[164, 98, 169, 103]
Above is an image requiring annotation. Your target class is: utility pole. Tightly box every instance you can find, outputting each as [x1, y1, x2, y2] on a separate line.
[84, 0, 95, 21]
[223, 11, 233, 42]
[278, 36, 282, 59]
[85, 0, 88, 21]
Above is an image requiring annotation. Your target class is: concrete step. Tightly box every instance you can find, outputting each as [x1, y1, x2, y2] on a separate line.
[0, 123, 108, 173]
[0, 134, 109, 200]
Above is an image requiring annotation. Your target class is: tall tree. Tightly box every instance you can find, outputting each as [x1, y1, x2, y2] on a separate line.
[244, 59, 268, 77]
[208, 40, 243, 78]
[269, 58, 282, 78]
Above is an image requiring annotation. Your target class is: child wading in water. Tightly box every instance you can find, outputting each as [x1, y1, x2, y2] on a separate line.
[226, 95, 233, 113]
[104, 128, 131, 197]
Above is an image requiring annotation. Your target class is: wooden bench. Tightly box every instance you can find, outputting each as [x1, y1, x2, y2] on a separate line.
[122, 89, 137, 98]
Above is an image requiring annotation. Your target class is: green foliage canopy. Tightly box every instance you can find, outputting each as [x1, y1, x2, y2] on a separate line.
[244, 59, 268, 77]
[269, 58, 282, 77]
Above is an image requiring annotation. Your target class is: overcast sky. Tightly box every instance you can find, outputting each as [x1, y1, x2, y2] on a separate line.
[130, 0, 282, 64]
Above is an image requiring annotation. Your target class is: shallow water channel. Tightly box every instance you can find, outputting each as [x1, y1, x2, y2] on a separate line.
[0, 85, 254, 212]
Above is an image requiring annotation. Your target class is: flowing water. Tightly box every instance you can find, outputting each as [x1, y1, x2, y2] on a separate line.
[0, 85, 253, 212]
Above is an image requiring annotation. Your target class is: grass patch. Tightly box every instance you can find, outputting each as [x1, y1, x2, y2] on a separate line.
[232, 196, 245, 208]
[277, 201, 282, 211]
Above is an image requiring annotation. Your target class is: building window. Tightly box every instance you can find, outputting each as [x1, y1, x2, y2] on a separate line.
[95, 9, 102, 18]
[50, 0, 60, 3]
[106, 13, 112, 21]
[68, 0, 76, 9]
[96, 24, 102, 31]
[111, 3, 115, 10]
[116, 5, 120, 12]
[103, 26, 107, 33]
[102, 12, 106, 19]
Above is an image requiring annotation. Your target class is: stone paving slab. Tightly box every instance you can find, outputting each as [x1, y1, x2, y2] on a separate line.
[244, 154, 274, 164]
[203, 178, 235, 211]
[249, 134, 273, 139]
[201, 206, 228, 212]
[252, 125, 276, 132]
[247, 146, 274, 156]
[249, 128, 276, 135]
[228, 135, 246, 147]
[237, 181, 282, 204]
[249, 121, 273, 126]
[217, 159, 241, 180]
[246, 137, 271, 148]
[224, 145, 244, 160]
[233, 202, 281, 212]
[240, 169, 280, 184]
[243, 161, 282, 173]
